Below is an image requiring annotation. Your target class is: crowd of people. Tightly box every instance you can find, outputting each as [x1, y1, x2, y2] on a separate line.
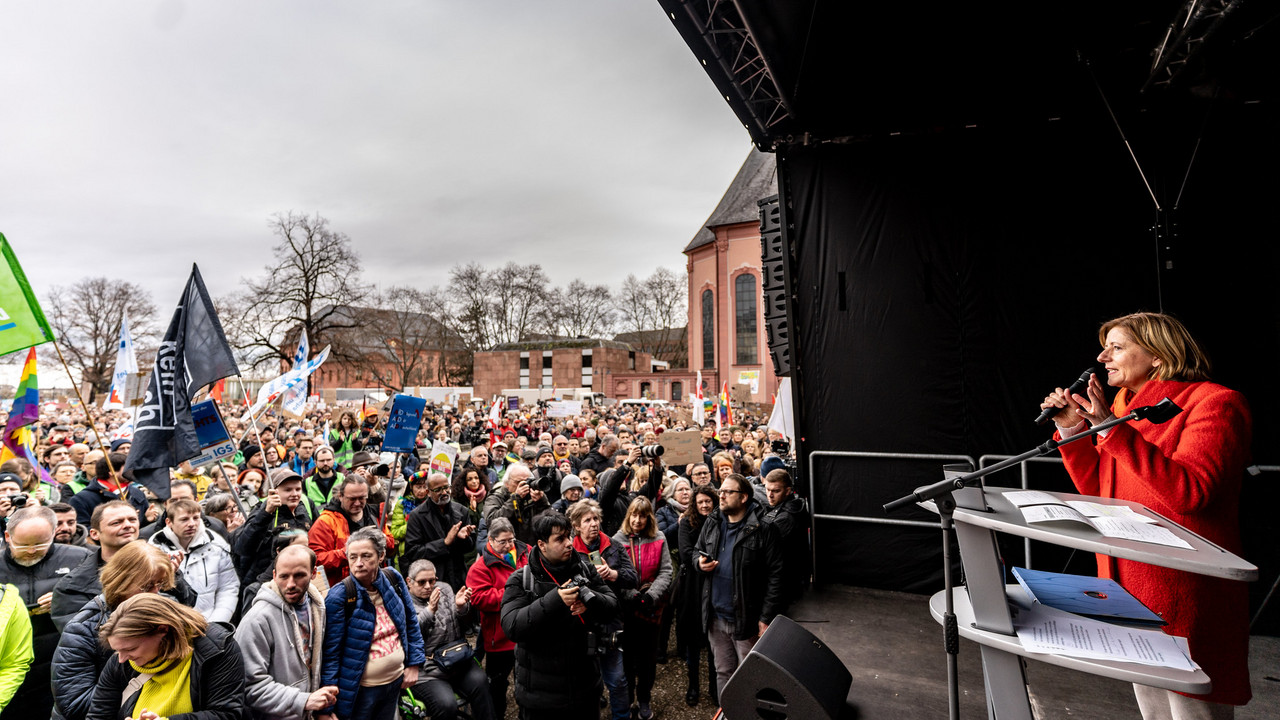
[0, 398, 811, 720]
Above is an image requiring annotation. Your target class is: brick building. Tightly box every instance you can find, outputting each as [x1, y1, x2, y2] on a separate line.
[472, 338, 656, 402]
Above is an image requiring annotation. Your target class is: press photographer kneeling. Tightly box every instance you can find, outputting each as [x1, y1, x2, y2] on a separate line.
[500, 514, 618, 720]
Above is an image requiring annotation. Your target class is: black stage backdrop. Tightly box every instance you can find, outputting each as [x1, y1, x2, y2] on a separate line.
[778, 89, 1280, 628]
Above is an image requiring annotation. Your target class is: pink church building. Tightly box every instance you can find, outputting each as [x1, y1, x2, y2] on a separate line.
[684, 149, 780, 406]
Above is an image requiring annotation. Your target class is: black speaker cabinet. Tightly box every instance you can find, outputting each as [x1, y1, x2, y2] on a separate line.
[720, 615, 852, 720]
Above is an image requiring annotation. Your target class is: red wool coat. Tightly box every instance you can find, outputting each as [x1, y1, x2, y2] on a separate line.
[1057, 379, 1252, 705]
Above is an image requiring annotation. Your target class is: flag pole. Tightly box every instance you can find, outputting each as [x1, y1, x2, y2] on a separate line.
[49, 340, 117, 478]
[239, 379, 274, 471]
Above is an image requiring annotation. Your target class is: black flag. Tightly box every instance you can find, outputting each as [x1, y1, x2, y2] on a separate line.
[123, 265, 239, 498]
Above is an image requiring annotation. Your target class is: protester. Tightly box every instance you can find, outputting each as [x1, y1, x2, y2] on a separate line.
[613, 497, 673, 720]
[499, 514, 618, 720]
[482, 464, 548, 546]
[0, 582, 32, 714]
[304, 446, 345, 515]
[51, 541, 178, 720]
[67, 453, 146, 526]
[677, 484, 718, 706]
[401, 472, 475, 589]
[451, 466, 489, 526]
[0, 506, 91, 720]
[404, 559, 492, 720]
[329, 411, 363, 470]
[87, 593, 246, 720]
[568, 499, 636, 720]
[695, 474, 784, 700]
[50, 502, 89, 546]
[51, 501, 142, 630]
[761, 468, 811, 612]
[235, 468, 314, 583]
[465, 517, 526, 720]
[321, 526, 425, 720]
[148, 498, 239, 623]
[309, 476, 395, 587]
[236, 545, 338, 720]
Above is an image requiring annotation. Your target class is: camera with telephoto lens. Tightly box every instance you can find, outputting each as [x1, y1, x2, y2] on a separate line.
[586, 628, 624, 657]
[532, 465, 558, 494]
[640, 444, 664, 459]
[5, 493, 27, 509]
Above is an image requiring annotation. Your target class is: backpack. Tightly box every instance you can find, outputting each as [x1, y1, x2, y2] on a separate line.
[342, 567, 402, 622]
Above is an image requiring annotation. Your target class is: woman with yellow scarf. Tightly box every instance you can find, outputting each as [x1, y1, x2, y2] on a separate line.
[86, 594, 245, 720]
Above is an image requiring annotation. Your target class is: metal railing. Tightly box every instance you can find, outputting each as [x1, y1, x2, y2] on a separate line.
[807, 451, 976, 583]
[977, 454, 1067, 569]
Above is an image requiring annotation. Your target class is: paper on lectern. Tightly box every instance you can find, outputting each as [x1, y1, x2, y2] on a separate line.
[1013, 602, 1198, 671]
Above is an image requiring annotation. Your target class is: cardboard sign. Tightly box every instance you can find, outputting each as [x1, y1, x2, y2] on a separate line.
[382, 394, 427, 453]
[428, 440, 458, 476]
[730, 383, 751, 403]
[658, 429, 704, 466]
[675, 408, 694, 426]
[546, 400, 582, 418]
[188, 399, 237, 467]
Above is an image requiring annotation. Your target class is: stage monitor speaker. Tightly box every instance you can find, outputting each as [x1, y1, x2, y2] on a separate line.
[758, 195, 791, 376]
[720, 615, 852, 720]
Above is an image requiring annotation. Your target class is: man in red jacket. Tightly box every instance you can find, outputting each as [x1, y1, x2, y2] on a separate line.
[465, 516, 527, 720]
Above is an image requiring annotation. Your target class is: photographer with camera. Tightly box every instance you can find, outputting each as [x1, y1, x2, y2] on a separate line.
[596, 445, 662, 538]
[531, 447, 564, 505]
[500, 514, 617, 720]
[568, 500, 636, 720]
[482, 465, 551, 547]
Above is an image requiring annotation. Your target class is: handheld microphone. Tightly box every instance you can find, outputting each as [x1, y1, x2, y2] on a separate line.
[1034, 367, 1096, 426]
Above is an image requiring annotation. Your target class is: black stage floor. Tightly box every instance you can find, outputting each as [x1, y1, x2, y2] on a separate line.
[784, 585, 1279, 720]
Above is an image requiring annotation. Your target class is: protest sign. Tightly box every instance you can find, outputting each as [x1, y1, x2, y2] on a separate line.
[383, 394, 427, 453]
[429, 440, 458, 476]
[188, 399, 236, 467]
[546, 400, 582, 417]
[658, 429, 704, 466]
[730, 383, 751, 404]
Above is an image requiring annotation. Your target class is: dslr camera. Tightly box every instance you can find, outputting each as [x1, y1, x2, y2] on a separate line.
[640, 444, 664, 459]
[5, 493, 28, 509]
[586, 628, 624, 657]
[532, 465, 558, 494]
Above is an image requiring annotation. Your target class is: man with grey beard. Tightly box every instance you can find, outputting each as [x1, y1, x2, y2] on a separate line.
[0, 506, 90, 720]
[402, 472, 474, 589]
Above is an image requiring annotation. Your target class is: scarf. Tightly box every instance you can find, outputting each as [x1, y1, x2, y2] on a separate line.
[666, 495, 688, 514]
[488, 540, 517, 569]
[130, 653, 195, 718]
[464, 485, 488, 505]
[572, 532, 610, 555]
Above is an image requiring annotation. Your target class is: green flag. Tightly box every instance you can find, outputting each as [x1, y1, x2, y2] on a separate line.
[0, 233, 55, 356]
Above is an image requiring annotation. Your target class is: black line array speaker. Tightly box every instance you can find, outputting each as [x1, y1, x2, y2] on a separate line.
[720, 615, 852, 720]
[758, 195, 791, 376]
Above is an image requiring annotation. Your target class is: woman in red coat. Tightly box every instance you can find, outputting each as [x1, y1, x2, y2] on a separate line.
[1041, 312, 1251, 719]
[465, 516, 528, 720]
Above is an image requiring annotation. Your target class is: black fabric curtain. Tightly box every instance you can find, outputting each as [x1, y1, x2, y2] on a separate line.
[779, 97, 1280, 615]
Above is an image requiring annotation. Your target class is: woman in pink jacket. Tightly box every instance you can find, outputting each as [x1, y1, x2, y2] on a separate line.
[1041, 312, 1251, 719]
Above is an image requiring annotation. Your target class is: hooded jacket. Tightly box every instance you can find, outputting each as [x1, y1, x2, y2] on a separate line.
[694, 499, 785, 641]
[150, 526, 239, 623]
[236, 581, 327, 720]
[308, 496, 395, 588]
[86, 623, 245, 720]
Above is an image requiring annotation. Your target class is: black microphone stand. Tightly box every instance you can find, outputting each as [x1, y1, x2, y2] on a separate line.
[882, 397, 1182, 720]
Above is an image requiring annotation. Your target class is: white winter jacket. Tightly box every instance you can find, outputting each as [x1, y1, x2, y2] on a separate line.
[149, 525, 239, 623]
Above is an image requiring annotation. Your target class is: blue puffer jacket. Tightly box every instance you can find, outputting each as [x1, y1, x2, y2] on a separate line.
[322, 567, 426, 718]
[51, 596, 111, 720]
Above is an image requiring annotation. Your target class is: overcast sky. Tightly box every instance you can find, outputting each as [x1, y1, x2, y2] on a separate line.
[0, 1, 751, 385]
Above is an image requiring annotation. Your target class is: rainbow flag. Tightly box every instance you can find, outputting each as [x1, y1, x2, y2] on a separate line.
[2, 348, 39, 458]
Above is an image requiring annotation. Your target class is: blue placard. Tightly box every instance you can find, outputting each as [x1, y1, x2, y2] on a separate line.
[382, 394, 426, 453]
[192, 399, 231, 446]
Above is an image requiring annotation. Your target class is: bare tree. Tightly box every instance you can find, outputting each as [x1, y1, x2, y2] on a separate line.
[548, 280, 616, 338]
[347, 287, 465, 391]
[488, 262, 552, 345]
[45, 278, 158, 393]
[222, 212, 368, 373]
[614, 267, 687, 365]
[446, 263, 492, 352]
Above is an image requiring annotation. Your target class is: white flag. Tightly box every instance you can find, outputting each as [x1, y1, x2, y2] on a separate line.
[103, 313, 139, 410]
[767, 377, 795, 441]
[281, 329, 309, 417]
[241, 345, 331, 422]
[692, 370, 705, 426]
